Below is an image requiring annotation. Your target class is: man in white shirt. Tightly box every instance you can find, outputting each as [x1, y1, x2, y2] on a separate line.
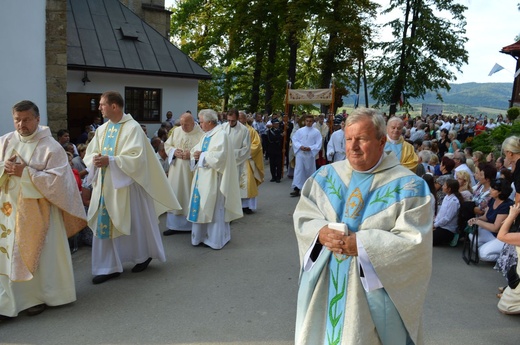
[290, 115, 322, 197]
[326, 116, 346, 162]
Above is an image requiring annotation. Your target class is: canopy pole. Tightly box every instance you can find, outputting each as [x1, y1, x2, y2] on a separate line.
[282, 80, 291, 178]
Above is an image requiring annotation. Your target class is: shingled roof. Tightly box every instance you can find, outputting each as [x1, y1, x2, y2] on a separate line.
[67, 0, 211, 79]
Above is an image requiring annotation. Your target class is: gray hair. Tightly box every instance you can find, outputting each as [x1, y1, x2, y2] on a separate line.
[198, 109, 218, 124]
[345, 108, 386, 139]
[387, 116, 403, 127]
[502, 136, 520, 154]
[422, 140, 432, 150]
[418, 150, 433, 163]
[453, 151, 466, 163]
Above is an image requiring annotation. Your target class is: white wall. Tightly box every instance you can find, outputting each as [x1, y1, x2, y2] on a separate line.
[0, 1, 47, 136]
[67, 70, 199, 135]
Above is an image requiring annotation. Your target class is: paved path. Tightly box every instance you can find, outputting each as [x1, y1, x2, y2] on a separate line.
[1, 167, 520, 344]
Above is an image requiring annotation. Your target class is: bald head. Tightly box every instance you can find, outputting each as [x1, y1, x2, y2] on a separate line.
[180, 112, 195, 133]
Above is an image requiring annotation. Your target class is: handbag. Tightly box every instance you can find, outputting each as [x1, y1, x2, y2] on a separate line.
[506, 264, 520, 290]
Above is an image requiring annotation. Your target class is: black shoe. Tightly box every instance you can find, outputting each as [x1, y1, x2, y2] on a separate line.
[163, 229, 179, 236]
[26, 304, 46, 316]
[242, 207, 254, 215]
[290, 191, 300, 197]
[270, 179, 276, 182]
[0, 314, 13, 321]
[132, 257, 152, 273]
[92, 272, 121, 284]
[275, 180, 281, 183]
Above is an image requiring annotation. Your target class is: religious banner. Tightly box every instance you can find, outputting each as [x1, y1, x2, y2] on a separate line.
[286, 89, 333, 105]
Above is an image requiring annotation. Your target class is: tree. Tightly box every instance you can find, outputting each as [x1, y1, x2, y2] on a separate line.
[369, 0, 468, 115]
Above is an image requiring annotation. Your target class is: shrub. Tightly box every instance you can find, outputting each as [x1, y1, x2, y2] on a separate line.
[507, 107, 520, 122]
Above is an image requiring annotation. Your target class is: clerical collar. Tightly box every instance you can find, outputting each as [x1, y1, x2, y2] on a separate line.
[18, 126, 41, 143]
[386, 135, 400, 144]
[205, 125, 219, 136]
[351, 154, 384, 173]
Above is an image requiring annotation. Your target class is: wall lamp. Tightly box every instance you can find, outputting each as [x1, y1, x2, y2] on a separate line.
[82, 70, 91, 85]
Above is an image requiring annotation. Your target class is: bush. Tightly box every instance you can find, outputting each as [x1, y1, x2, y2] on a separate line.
[507, 107, 520, 122]
[468, 122, 520, 156]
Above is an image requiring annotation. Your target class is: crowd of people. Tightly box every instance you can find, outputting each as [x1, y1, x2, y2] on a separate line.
[3, 97, 520, 339]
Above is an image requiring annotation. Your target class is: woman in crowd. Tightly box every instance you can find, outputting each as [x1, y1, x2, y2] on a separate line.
[456, 170, 474, 201]
[472, 163, 497, 217]
[468, 178, 513, 262]
[472, 150, 485, 166]
[433, 179, 464, 246]
[434, 156, 455, 204]
[448, 130, 461, 154]
[429, 151, 441, 176]
[496, 203, 520, 314]
[437, 128, 451, 159]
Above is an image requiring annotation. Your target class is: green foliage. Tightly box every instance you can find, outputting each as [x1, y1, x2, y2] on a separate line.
[507, 107, 520, 122]
[169, 0, 377, 113]
[369, 0, 468, 114]
[469, 122, 520, 155]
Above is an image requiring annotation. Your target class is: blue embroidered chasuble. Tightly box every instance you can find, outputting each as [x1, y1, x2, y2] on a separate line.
[312, 164, 426, 344]
[96, 123, 123, 239]
[188, 135, 211, 222]
[384, 141, 403, 161]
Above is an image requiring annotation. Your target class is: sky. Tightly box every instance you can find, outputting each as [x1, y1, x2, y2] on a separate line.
[164, 0, 519, 84]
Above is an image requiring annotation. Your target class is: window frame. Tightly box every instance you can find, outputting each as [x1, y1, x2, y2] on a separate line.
[124, 87, 162, 123]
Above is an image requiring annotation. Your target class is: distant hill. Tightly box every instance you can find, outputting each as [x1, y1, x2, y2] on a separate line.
[416, 82, 512, 109]
[343, 82, 514, 116]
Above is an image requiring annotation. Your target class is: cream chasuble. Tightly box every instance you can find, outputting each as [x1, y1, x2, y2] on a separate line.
[222, 122, 250, 197]
[294, 154, 432, 345]
[0, 127, 86, 282]
[188, 125, 242, 223]
[164, 124, 203, 216]
[1, 127, 86, 317]
[84, 114, 180, 238]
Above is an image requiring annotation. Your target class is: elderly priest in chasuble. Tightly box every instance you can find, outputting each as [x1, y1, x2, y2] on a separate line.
[384, 116, 418, 172]
[0, 100, 87, 318]
[163, 112, 204, 234]
[293, 108, 432, 345]
[188, 109, 242, 250]
[84, 91, 180, 285]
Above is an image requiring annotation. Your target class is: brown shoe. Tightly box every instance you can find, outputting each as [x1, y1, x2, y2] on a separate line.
[26, 304, 46, 316]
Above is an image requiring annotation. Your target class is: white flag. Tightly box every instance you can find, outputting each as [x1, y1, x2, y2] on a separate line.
[488, 63, 504, 76]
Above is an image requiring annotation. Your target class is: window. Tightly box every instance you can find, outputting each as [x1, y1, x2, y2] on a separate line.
[124, 87, 161, 122]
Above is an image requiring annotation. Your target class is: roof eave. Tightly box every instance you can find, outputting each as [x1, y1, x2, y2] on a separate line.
[68, 65, 213, 80]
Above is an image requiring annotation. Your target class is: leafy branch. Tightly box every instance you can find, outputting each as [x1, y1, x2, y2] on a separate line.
[369, 185, 403, 205]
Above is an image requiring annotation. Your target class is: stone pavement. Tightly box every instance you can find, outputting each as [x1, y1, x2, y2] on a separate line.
[1, 168, 520, 344]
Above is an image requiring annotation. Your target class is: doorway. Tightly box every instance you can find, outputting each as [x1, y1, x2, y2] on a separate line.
[67, 92, 102, 144]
